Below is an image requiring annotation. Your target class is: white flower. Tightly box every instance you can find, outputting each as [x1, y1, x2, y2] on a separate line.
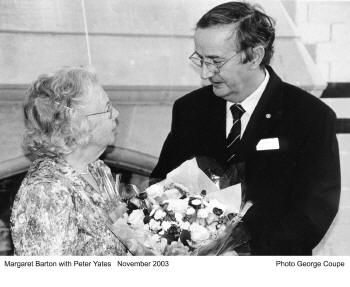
[196, 218, 206, 226]
[148, 219, 161, 231]
[190, 198, 202, 206]
[217, 224, 226, 237]
[179, 220, 191, 230]
[154, 209, 166, 220]
[164, 188, 181, 199]
[197, 208, 210, 219]
[186, 207, 196, 215]
[166, 199, 188, 213]
[189, 222, 210, 243]
[201, 199, 210, 206]
[150, 207, 157, 217]
[207, 224, 218, 239]
[174, 212, 183, 222]
[161, 221, 177, 231]
[146, 183, 164, 198]
[127, 209, 145, 227]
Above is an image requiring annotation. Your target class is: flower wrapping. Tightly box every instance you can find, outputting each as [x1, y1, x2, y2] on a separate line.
[110, 158, 252, 255]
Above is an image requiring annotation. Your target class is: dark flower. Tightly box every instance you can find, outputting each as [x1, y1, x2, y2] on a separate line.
[164, 224, 181, 244]
[143, 215, 151, 224]
[180, 229, 191, 246]
[164, 210, 176, 221]
[227, 212, 238, 221]
[137, 192, 148, 200]
[126, 201, 139, 215]
[160, 202, 169, 210]
[213, 207, 223, 216]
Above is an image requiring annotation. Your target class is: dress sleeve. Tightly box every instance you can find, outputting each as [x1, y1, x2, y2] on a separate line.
[11, 181, 77, 255]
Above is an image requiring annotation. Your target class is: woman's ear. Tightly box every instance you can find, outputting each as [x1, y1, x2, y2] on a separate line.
[250, 46, 265, 69]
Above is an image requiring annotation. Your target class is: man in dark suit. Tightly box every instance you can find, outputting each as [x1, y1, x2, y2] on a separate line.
[151, 1, 340, 255]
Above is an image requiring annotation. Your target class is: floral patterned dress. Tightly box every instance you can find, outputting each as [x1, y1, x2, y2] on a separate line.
[10, 156, 127, 255]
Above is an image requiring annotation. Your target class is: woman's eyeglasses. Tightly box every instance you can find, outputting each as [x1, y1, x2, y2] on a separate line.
[55, 101, 114, 119]
[86, 104, 114, 119]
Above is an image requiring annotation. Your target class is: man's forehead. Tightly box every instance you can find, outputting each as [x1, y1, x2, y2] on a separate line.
[195, 25, 236, 41]
[194, 26, 237, 56]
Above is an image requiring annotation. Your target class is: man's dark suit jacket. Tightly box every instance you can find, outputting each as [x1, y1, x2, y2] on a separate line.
[151, 66, 341, 255]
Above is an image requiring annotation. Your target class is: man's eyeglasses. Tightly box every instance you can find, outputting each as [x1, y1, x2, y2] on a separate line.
[86, 104, 114, 119]
[189, 51, 240, 73]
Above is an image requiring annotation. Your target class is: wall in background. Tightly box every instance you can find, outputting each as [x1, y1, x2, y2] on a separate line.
[281, 0, 350, 255]
[283, 0, 350, 83]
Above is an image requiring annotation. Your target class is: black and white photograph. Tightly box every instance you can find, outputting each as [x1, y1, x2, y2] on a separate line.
[0, 0, 349, 285]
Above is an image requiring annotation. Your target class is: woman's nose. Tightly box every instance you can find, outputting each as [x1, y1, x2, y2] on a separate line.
[112, 107, 119, 119]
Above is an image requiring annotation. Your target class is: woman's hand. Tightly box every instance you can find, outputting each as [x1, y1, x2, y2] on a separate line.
[109, 202, 127, 222]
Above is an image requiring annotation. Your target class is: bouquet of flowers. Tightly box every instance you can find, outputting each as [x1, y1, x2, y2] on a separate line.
[109, 159, 252, 255]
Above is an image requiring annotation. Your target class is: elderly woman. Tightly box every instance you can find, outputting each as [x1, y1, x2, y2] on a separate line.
[10, 67, 127, 255]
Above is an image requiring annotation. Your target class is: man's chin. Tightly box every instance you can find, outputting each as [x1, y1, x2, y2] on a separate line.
[212, 86, 229, 99]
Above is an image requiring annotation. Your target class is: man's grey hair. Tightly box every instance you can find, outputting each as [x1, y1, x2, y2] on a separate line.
[196, 1, 276, 66]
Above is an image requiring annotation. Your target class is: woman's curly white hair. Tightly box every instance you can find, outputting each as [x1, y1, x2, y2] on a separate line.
[23, 66, 98, 157]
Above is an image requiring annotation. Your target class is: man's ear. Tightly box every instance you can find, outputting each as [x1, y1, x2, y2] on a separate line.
[250, 46, 265, 69]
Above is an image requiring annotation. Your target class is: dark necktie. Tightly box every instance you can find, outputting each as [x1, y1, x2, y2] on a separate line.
[226, 104, 245, 165]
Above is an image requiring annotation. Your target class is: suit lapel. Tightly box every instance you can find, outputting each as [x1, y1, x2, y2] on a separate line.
[198, 88, 227, 165]
[240, 66, 285, 156]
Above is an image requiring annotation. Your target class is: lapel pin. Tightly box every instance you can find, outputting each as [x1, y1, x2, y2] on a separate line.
[265, 113, 271, 119]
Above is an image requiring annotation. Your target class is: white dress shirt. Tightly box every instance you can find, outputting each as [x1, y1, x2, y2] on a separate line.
[226, 69, 270, 138]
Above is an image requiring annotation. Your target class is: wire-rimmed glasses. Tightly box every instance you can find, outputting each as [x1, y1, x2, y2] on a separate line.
[86, 103, 114, 119]
[55, 101, 115, 119]
[189, 51, 240, 73]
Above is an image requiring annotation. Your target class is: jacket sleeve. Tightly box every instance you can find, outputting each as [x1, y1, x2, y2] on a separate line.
[150, 100, 192, 181]
[242, 108, 341, 255]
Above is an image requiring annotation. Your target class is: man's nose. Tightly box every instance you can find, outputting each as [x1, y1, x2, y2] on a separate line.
[200, 64, 214, 80]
